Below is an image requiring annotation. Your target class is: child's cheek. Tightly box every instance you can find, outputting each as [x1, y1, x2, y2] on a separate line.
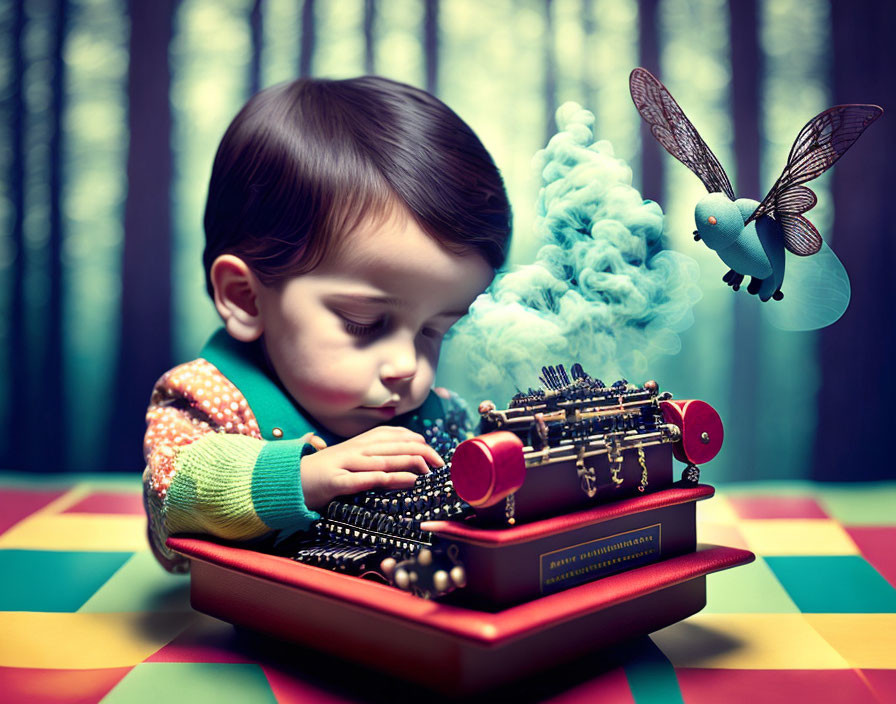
[289, 351, 373, 409]
[300, 378, 365, 407]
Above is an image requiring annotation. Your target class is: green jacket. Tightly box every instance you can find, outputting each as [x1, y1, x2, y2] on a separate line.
[142, 328, 468, 573]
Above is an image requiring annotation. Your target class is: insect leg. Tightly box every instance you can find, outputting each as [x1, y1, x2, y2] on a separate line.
[755, 216, 786, 302]
[723, 271, 745, 291]
[758, 276, 780, 301]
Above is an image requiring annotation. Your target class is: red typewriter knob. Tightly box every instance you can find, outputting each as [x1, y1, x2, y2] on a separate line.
[660, 399, 724, 465]
[450, 431, 525, 508]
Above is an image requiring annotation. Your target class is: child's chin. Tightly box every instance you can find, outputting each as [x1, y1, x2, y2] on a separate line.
[319, 414, 386, 439]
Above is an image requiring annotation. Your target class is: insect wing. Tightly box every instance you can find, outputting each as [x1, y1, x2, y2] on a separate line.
[629, 68, 735, 199]
[748, 104, 883, 232]
[774, 185, 817, 214]
[764, 240, 850, 331]
[778, 212, 823, 256]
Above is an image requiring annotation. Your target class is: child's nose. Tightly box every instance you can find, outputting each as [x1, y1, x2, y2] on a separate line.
[380, 340, 417, 382]
[380, 358, 416, 382]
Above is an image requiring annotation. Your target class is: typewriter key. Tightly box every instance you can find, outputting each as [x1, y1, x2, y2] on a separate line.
[433, 570, 450, 593]
[449, 565, 466, 588]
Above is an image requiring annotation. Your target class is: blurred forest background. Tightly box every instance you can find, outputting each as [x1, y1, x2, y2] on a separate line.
[1, 0, 893, 481]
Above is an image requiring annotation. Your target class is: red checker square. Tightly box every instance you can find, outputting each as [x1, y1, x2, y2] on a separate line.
[146, 618, 254, 664]
[727, 495, 829, 520]
[863, 669, 896, 703]
[0, 665, 131, 704]
[846, 527, 896, 589]
[63, 492, 145, 515]
[0, 488, 67, 535]
[264, 665, 357, 704]
[676, 668, 878, 704]
[542, 666, 634, 703]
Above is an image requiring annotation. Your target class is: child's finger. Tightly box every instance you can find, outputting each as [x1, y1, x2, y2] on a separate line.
[362, 442, 444, 467]
[308, 435, 328, 451]
[350, 454, 430, 475]
[336, 470, 418, 494]
[358, 426, 426, 443]
[359, 427, 432, 449]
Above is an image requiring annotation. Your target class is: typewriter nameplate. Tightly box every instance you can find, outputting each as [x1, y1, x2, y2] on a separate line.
[539, 523, 662, 595]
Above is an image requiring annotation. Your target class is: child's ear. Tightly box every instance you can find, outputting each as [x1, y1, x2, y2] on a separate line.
[210, 255, 264, 342]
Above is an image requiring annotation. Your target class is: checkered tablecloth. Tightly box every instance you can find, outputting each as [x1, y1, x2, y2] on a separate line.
[1, 473, 894, 703]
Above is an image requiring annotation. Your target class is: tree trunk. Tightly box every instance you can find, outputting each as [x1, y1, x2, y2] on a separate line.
[815, 0, 896, 481]
[543, 0, 556, 144]
[7, 0, 26, 470]
[249, 0, 262, 96]
[424, 0, 438, 95]
[299, 0, 315, 77]
[107, 0, 175, 471]
[364, 0, 376, 75]
[726, 0, 761, 480]
[637, 0, 662, 202]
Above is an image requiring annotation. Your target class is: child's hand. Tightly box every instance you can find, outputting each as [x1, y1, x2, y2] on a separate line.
[300, 426, 444, 510]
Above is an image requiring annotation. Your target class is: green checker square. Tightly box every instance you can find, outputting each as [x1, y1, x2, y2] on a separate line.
[703, 556, 799, 613]
[0, 549, 133, 612]
[622, 635, 684, 704]
[79, 550, 191, 613]
[102, 662, 277, 703]
[816, 482, 896, 525]
[765, 555, 896, 613]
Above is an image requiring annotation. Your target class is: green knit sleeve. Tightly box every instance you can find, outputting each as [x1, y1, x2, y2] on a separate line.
[163, 432, 320, 541]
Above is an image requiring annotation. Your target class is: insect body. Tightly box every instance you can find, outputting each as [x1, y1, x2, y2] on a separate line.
[695, 193, 784, 301]
[630, 67, 882, 329]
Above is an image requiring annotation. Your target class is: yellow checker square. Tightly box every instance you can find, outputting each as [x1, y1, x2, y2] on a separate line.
[29, 486, 92, 516]
[736, 519, 859, 556]
[0, 612, 194, 668]
[803, 614, 896, 669]
[697, 522, 750, 551]
[0, 514, 147, 551]
[651, 614, 850, 670]
[696, 495, 738, 524]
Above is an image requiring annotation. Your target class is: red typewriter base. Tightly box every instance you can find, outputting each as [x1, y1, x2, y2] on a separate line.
[169, 536, 753, 694]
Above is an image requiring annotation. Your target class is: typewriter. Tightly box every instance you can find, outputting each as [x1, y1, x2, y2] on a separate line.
[274, 364, 726, 605]
[169, 365, 752, 692]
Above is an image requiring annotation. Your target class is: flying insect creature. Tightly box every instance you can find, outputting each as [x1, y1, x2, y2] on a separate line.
[629, 67, 882, 330]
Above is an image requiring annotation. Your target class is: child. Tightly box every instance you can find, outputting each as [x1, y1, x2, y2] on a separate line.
[143, 76, 512, 572]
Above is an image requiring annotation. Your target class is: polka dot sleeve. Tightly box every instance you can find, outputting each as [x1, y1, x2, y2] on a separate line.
[144, 359, 262, 500]
[142, 359, 268, 572]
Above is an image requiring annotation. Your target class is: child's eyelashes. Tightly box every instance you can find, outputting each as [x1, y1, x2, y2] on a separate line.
[336, 311, 450, 341]
[341, 317, 386, 338]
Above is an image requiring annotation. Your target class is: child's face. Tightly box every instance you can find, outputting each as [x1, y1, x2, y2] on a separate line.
[255, 207, 494, 438]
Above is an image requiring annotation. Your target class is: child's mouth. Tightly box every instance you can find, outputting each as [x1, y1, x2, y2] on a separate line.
[360, 404, 398, 418]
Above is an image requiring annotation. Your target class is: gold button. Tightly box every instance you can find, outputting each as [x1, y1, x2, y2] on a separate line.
[272, 427, 283, 438]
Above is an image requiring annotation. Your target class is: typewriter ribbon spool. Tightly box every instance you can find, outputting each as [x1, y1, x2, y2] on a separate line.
[450, 431, 526, 508]
[659, 399, 723, 465]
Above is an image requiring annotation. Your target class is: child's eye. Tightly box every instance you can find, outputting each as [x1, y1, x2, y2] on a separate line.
[342, 317, 386, 338]
[421, 327, 445, 340]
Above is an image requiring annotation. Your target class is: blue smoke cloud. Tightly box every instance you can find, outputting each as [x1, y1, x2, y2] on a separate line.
[440, 103, 701, 406]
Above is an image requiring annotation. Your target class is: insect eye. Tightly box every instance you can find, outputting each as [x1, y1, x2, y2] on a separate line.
[708, 216, 718, 225]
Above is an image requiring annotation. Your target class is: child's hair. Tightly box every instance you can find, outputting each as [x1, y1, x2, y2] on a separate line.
[202, 75, 513, 296]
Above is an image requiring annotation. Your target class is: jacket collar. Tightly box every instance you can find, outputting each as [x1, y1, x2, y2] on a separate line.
[199, 328, 444, 445]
